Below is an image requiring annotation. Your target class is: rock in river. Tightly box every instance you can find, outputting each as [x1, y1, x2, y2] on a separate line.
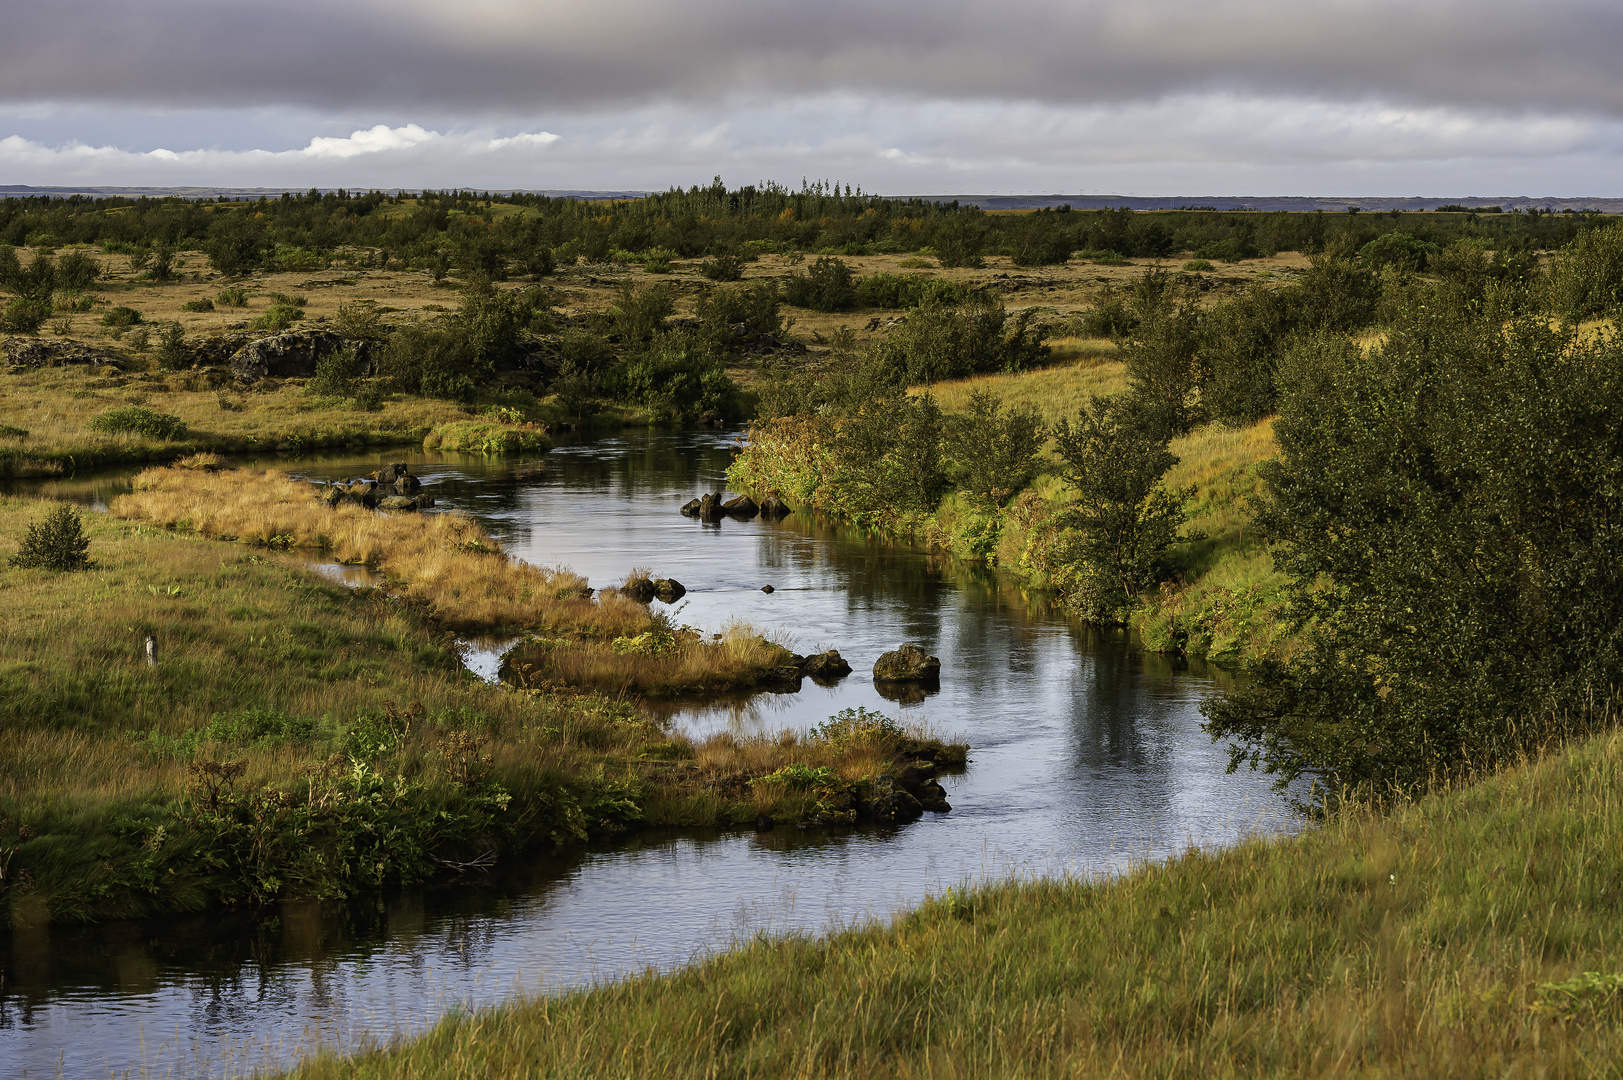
[872, 643, 941, 685]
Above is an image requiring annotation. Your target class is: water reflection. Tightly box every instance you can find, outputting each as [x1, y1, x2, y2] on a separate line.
[0, 432, 1299, 1079]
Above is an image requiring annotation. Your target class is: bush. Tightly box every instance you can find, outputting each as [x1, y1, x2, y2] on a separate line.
[694, 281, 783, 355]
[1119, 272, 1204, 439]
[699, 252, 746, 282]
[156, 321, 192, 371]
[9, 503, 93, 571]
[1052, 395, 1191, 621]
[782, 256, 857, 311]
[1548, 219, 1623, 321]
[944, 390, 1045, 508]
[608, 281, 675, 346]
[641, 247, 678, 274]
[332, 302, 387, 341]
[557, 327, 618, 375]
[56, 249, 100, 290]
[1360, 231, 1439, 272]
[8, 249, 56, 301]
[0, 297, 50, 333]
[932, 216, 986, 269]
[307, 345, 368, 399]
[379, 320, 480, 402]
[854, 273, 969, 310]
[206, 213, 270, 275]
[609, 337, 739, 421]
[88, 405, 188, 440]
[252, 303, 301, 333]
[101, 305, 143, 327]
[182, 298, 215, 312]
[216, 287, 249, 308]
[1182, 259, 1215, 272]
[868, 295, 1047, 384]
[1078, 297, 1136, 338]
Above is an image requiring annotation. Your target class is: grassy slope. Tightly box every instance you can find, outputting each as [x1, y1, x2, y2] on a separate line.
[919, 356, 1288, 663]
[290, 730, 1623, 1079]
[0, 497, 961, 925]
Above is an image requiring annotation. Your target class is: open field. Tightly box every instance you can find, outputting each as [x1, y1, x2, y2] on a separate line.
[285, 727, 1623, 1079]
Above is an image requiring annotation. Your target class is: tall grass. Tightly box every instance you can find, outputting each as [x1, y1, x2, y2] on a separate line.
[112, 466, 614, 634]
[289, 728, 1623, 1079]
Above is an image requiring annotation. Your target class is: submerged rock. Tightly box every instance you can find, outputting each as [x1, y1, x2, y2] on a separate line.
[758, 495, 791, 519]
[722, 494, 759, 519]
[653, 578, 686, 603]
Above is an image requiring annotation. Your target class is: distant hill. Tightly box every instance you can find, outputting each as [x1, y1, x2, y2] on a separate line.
[0, 185, 1617, 212]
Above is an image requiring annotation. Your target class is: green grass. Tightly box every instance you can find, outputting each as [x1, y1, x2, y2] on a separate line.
[285, 727, 1623, 1078]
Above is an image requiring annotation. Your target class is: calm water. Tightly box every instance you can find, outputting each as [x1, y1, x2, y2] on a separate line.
[0, 432, 1298, 1079]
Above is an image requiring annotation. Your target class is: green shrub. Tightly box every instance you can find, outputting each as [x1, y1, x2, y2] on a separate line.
[641, 247, 678, 274]
[216, 287, 249, 308]
[782, 256, 857, 311]
[88, 405, 188, 440]
[1182, 259, 1215, 272]
[1192, 237, 1255, 263]
[182, 297, 215, 312]
[252, 303, 301, 333]
[694, 281, 783, 355]
[854, 273, 970, 310]
[1120, 273, 1204, 440]
[307, 345, 368, 399]
[56, 249, 100, 290]
[868, 295, 1047, 384]
[101, 305, 143, 327]
[1079, 297, 1137, 338]
[608, 281, 675, 345]
[944, 390, 1045, 508]
[8, 249, 56, 300]
[206, 213, 270, 275]
[156, 321, 192, 371]
[699, 252, 746, 281]
[557, 328, 618, 375]
[9, 502, 93, 572]
[610, 337, 738, 421]
[1548, 219, 1623, 320]
[1360, 231, 1439, 272]
[0, 297, 50, 333]
[332, 302, 387, 340]
[379, 320, 481, 402]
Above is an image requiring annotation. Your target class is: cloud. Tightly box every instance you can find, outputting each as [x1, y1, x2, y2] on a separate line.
[2, 96, 1620, 196]
[0, 0, 1619, 119]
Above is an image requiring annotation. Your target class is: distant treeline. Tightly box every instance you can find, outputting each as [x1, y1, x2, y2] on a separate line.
[0, 178, 1608, 277]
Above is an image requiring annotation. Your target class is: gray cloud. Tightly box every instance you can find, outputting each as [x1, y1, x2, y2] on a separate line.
[2, 0, 1621, 117]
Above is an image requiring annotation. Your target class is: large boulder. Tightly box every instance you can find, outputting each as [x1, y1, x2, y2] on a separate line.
[854, 774, 924, 824]
[4, 338, 125, 369]
[758, 495, 791, 519]
[698, 492, 725, 521]
[872, 643, 941, 685]
[229, 331, 348, 383]
[377, 495, 420, 512]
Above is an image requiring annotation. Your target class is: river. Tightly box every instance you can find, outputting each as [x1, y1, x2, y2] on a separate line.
[0, 430, 1298, 1078]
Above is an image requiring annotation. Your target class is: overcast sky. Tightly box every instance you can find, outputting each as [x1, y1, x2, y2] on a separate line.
[1, 0, 1618, 195]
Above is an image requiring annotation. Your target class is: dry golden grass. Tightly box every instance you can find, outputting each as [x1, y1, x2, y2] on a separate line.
[916, 357, 1131, 431]
[111, 465, 626, 635]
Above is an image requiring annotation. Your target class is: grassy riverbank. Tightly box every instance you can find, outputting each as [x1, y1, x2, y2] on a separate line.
[734, 355, 1291, 665]
[287, 729, 1623, 1079]
[0, 495, 964, 926]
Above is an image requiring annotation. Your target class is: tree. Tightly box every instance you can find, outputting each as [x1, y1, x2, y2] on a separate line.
[1053, 395, 1192, 620]
[1205, 297, 1623, 799]
[11, 503, 93, 571]
[1120, 270, 1204, 439]
[945, 390, 1045, 508]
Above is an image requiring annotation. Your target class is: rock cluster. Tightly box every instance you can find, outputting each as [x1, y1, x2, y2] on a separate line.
[753, 648, 854, 692]
[621, 575, 687, 604]
[680, 492, 791, 521]
[800, 756, 953, 827]
[3, 338, 125, 369]
[317, 462, 436, 511]
[229, 331, 363, 384]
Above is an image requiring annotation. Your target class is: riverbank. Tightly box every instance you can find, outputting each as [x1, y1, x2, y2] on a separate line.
[731, 356, 1292, 666]
[285, 727, 1623, 1079]
[0, 493, 965, 927]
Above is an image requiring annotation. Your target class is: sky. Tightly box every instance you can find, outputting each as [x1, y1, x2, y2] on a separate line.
[0, 0, 1618, 196]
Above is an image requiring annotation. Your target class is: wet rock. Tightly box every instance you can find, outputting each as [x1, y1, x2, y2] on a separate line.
[377, 495, 420, 511]
[897, 760, 951, 812]
[376, 462, 409, 484]
[874, 680, 933, 706]
[800, 649, 852, 682]
[319, 485, 344, 507]
[653, 578, 686, 603]
[698, 492, 725, 521]
[229, 330, 347, 383]
[754, 814, 775, 833]
[855, 774, 924, 824]
[873, 643, 941, 685]
[758, 496, 791, 519]
[416, 495, 436, 509]
[622, 576, 658, 604]
[393, 474, 422, 496]
[722, 494, 759, 519]
[755, 665, 805, 691]
[680, 498, 702, 517]
[760, 584, 775, 593]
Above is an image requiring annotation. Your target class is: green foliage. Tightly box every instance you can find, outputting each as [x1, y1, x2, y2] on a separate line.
[609, 281, 675, 345]
[181, 298, 215, 312]
[0, 297, 50, 333]
[1205, 297, 1623, 797]
[88, 405, 188, 440]
[101, 305, 143, 327]
[55, 249, 100, 290]
[206, 213, 270, 275]
[331, 302, 387, 341]
[808, 706, 906, 743]
[931, 214, 986, 269]
[1008, 210, 1077, 267]
[868, 295, 1048, 384]
[1053, 395, 1192, 621]
[1360, 231, 1439, 272]
[307, 345, 369, 400]
[380, 320, 481, 402]
[699, 252, 745, 281]
[609, 337, 739, 422]
[854, 273, 970, 309]
[216, 286, 249, 308]
[9, 502, 92, 571]
[6, 249, 56, 301]
[782, 256, 857, 311]
[1182, 258, 1215, 272]
[944, 389, 1045, 508]
[1120, 271, 1204, 439]
[1079, 296, 1137, 338]
[252, 302, 301, 333]
[155, 321, 192, 372]
[693, 281, 783, 355]
[1548, 218, 1623, 321]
